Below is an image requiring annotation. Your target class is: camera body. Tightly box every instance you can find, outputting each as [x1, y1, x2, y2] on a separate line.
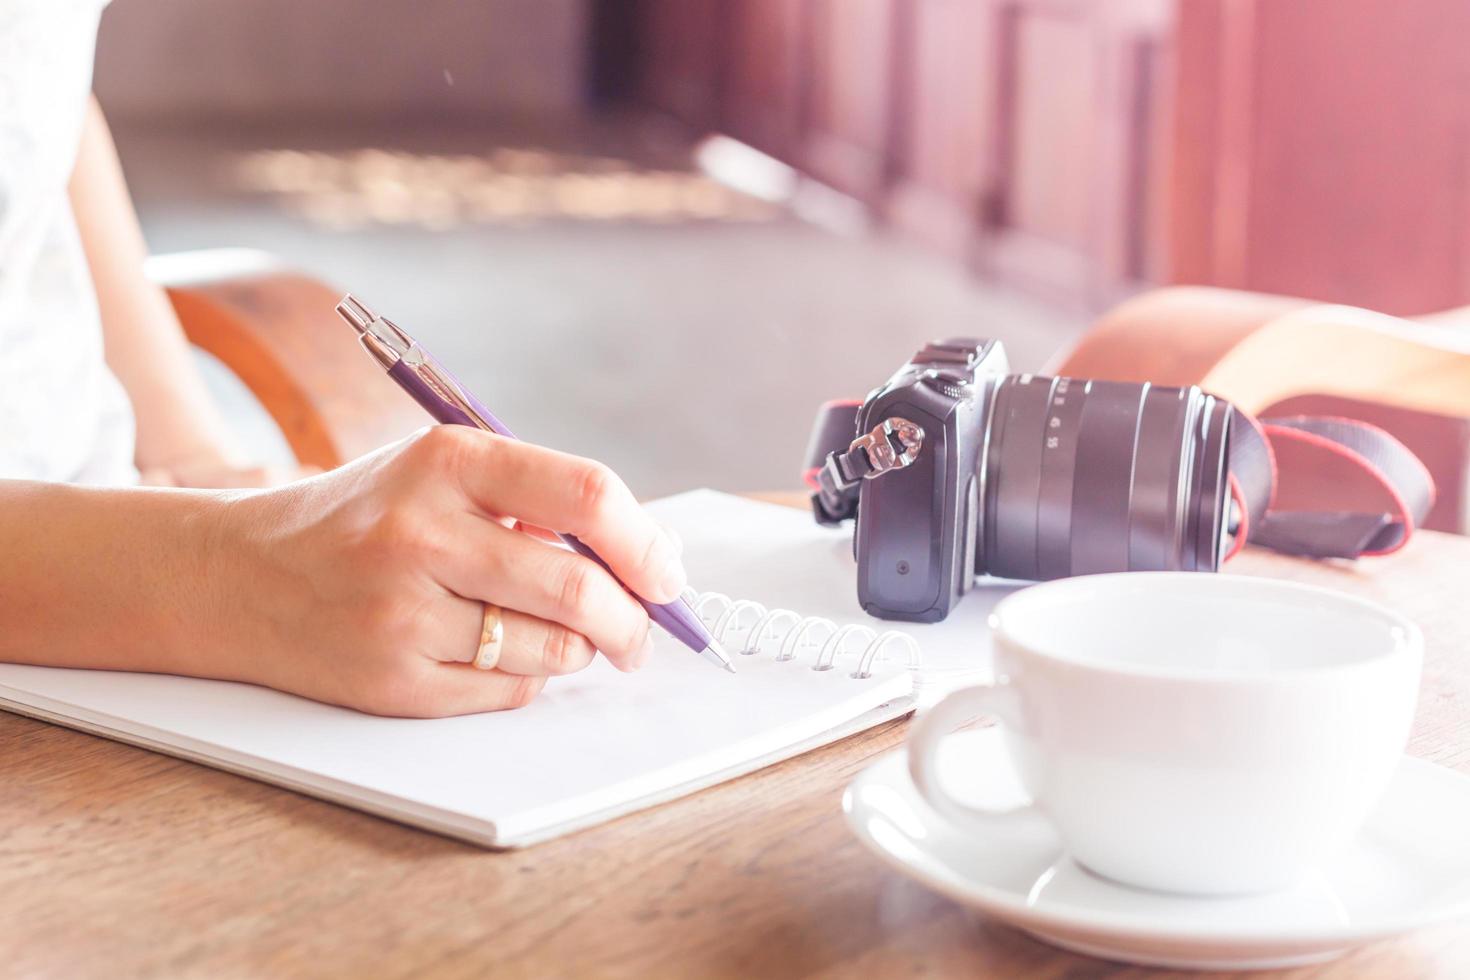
[853, 339, 1010, 623]
[827, 338, 1233, 623]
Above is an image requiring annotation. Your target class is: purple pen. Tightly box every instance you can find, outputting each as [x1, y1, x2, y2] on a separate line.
[335, 295, 735, 674]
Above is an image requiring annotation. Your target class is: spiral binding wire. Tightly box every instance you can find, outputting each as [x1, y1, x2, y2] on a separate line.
[681, 588, 921, 679]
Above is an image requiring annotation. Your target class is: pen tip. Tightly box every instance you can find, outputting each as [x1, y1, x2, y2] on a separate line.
[700, 640, 736, 674]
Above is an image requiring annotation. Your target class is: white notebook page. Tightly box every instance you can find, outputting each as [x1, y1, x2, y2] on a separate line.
[0, 490, 1014, 847]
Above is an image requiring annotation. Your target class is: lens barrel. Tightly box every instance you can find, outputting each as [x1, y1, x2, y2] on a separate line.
[980, 376, 1231, 580]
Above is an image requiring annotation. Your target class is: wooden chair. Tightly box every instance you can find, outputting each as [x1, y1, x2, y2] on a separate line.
[159, 252, 1470, 532]
[1055, 286, 1470, 533]
[148, 249, 425, 471]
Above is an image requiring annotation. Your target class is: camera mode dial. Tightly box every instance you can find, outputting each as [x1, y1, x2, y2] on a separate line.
[921, 368, 972, 401]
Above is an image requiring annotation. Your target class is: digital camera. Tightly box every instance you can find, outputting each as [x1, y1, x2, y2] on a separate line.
[810, 339, 1234, 623]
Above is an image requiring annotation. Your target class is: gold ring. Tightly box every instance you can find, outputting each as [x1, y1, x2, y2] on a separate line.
[474, 603, 505, 670]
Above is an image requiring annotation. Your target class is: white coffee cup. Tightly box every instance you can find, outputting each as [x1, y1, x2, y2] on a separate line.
[908, 572, 1422, 896]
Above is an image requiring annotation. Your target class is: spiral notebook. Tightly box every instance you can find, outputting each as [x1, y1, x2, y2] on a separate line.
[0, 490, 1008, 848]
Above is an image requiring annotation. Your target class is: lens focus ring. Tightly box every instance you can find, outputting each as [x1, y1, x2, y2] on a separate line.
[980, 376, 1229, 580]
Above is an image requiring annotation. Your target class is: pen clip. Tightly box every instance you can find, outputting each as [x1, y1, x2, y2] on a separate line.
[336, 294, 414, 366]
[403, 347, 497, 433]
[336, 293, 506, 436]
[358, 331, 399, 369]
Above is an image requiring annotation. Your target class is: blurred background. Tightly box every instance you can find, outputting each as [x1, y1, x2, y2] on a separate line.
[94, 0, 1470, 497]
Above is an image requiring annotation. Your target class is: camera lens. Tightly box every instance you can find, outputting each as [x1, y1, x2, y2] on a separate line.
[980, 376, 1231, 580]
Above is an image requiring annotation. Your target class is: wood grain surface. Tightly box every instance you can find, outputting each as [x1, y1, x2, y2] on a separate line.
[3, 494, 1468, 979]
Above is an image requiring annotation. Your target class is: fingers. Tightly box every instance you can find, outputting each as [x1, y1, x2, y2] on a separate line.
[371, 599, 591, 718]
[439, 606, 604, 677]
[436, 430, 686, 603]
[513, 521, 562, 544]
[510, 520, 677, 558]
[659, 522, 683, 557]
[496, 610, 604, 675]
[395, 663, 549, 718]
[435, 514, 654, 672]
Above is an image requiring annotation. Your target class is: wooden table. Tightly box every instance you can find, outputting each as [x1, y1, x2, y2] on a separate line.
[4, 495, 1468, 979]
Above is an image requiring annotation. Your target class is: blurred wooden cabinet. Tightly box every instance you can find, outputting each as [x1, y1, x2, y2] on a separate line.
[635, 0, 725, 129]
[633, 0, 1173, 307]
[1172, 0, 1470, 315]
[638, 0, 898, 201]
[631, 0, 1470, 314]
[918, 0, 1171, 302]
[891, 0, 1174, 304]
[800, 0, 899, 201]
[884, 0, 994, 255]
[722, 0, 808, 158]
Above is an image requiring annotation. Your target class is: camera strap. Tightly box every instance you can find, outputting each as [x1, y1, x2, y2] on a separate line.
[1224, 412, 1435, 560]
[804, 399, 1436, 562]
[805, 401, 924, 525]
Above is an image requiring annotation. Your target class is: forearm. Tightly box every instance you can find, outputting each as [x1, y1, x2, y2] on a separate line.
[0, 480, 233, 676]
[69, 96, 241, 470]
[0, 430, 691, 716]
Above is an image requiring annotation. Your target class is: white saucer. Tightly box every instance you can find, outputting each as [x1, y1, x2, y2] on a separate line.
[842, 728, 1470, 970]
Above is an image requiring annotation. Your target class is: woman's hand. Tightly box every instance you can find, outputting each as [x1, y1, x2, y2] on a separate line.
[214, 426, 687, 717]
